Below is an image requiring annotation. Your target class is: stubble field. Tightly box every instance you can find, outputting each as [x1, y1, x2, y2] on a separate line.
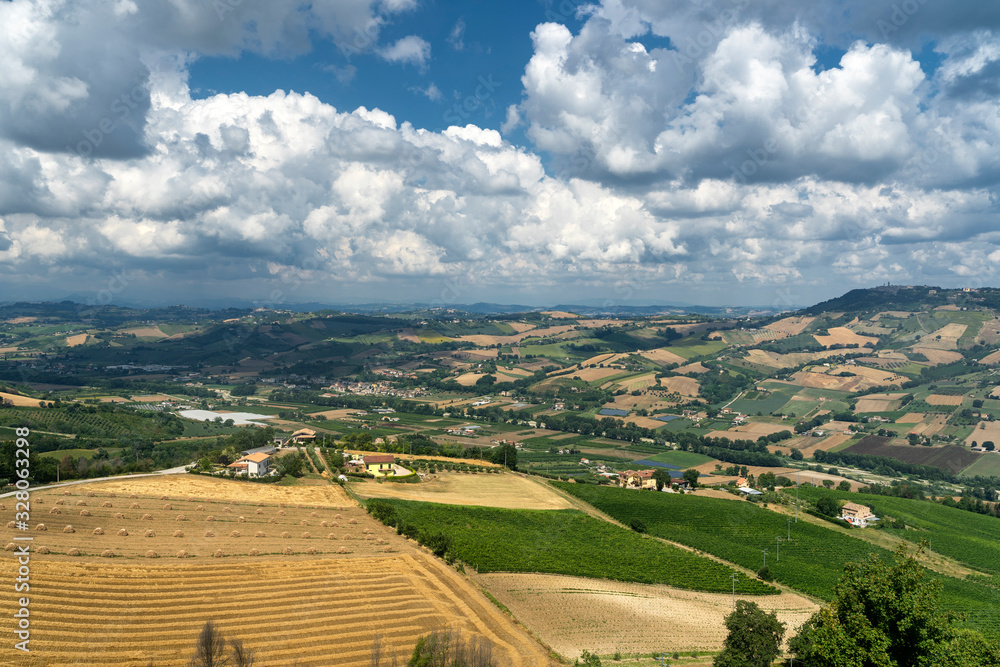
[0, 476, 554, 667]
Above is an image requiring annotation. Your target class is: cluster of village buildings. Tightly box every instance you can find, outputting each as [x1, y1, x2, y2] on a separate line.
[324, 379, 425, 398]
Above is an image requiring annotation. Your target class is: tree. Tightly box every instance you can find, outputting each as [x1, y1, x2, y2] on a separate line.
[229, 639, 255, 667]
[837, 480, 852, 492]
[789, 544, 962, 667]
[652, 468, 672, 491]
[189, 621, 229, 667]
[683, 468, 700, 488]
[822, 479, 835, 489]
[816, 496, 839, 517]
[408, 629, 494, 667]
[489, 443, 517, 470]
[791, 448, 804, 461]
[275, 452, 304, 477]
[985, 441, 996, 452]
[713, 600, 785, 667]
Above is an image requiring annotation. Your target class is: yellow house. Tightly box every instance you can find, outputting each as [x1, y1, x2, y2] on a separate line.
[363, 454, 395, 477]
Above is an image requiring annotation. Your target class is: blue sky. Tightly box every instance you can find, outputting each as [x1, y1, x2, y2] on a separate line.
[2, 0, 1000, 309]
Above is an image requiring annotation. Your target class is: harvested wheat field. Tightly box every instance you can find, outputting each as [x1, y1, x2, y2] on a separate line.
[920, 323, 967, 349]
[911, 347, 964, 365]
[980, 350, 1000, 366]
[966, 421, 1000, 446]
[0, 477, 554, 667]
[640, 347, 688, 366]
[896, 413, 926, 424]
[479, 573, 818, 660]
[926, 394, 965, 406]
[569, 366, 625, 382]
[351, 472, 572, 510]
[396, 328, 421, 343]
[812, 327, 878, 348]
[454, 372, 487, 387]
[65, 333, 89, 347]
[769, 316, 816, 336]
[659, 376, 700, 396]
[121, 326, 169, 338]
[0, 391, 45, 407]
[854, 393, 907, 413]
[0, 554, 550, 667]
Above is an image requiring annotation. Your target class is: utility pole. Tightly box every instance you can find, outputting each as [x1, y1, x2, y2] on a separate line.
[762, 549, 768, 568]
[787, 518, 792, 540]
[776, 537, 781, 562]
[730, 573, 738, 611]
[796, 470, 799, 522]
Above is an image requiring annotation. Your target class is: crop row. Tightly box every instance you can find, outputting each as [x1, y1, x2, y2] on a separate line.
[558, 483, 1000, 636]
[370, 499, 776, 595]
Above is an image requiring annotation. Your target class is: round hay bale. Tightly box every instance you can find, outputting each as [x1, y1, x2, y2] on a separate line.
[214, 549, 224, 558]
[176, 515, 187, 521]
[35, 523, 47, 531]
[86, 491, 95, 497]
[177, 550, 189, 558]
[280, 531, 291, 539]
[268, 518, 277, 524]
[5, 521, 14, 529]
[337, 546, 350, 554]
[162, 504, 172, 510]
[76, 500, 87, 506]
[277, 510, 285, 516]
[129, 494, 137, 499]
[37, 546, 50, 554]
[56, 499, 66, 506]
[254, 531, 266, 538]
[310, 512, 318, 518]
[114, 513, 125, 519]
[61, 490, 71, 495]
[248, 548, 260, 556]
[255, 509, 264, 515]
[93, 528, 104, 535]
[335, 514, 342, 519]
[306, 547, 318, 555]
[327, 533, 338, 540]
[63, 525, 75, 533]
[145, 550, 159, 558]
[30, 499, 40, 505]
[300, 520, 308, 526]
[108, 492, 116, 498]
[68, 548, 81, 556]
[331, 522, 340, 528]
[283, 547, 294, 555]
[348, 518, 358, 524]
[205, 516, 215, 522]
[129, 503, 140, 509]
[343, 534, 353, 540]
[49, 507, 61, 515]
[141, 514, 153, 521]
[204, 531, 215, 538]
[278, 502, 286, 508]
[79, 509, 90, 516]
[223, 507, 232, 513]
[363, 528, 374, 534]
[102, 502, 113, 508]
[321, 520, 328, 527]
[301, 532, 311, 539]
[101, 550, 114, 558]
[117, 529, 128, 536]
[296, 503, 304, 509]
[257, 501, 263, 506]
[196, 505, 205, 511]
[230, 531, 241, 538]
[144, 530, 155, 538]
[4, 543, 16, 551]
[365, 534, 375, 541]
[237, 516, 245, 523]
[173, 530, 184, 538]
[160, 495, 168, 500]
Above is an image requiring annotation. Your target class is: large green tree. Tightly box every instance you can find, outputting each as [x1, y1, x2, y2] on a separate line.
[788, 543, 992, 667]
[713, 600, 785, 667]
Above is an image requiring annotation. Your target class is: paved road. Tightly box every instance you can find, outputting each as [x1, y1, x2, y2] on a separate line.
[0, 464, 193, 499]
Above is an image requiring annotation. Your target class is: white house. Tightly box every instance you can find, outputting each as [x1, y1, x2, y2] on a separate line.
[244, 452, 271, 477]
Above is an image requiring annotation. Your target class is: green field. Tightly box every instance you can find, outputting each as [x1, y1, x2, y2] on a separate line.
[38, 447, 122, 460]
[961, 455, 1000, 478]
[555, 482, 1000, 634]
[646, 450, 715, 467]
[370, 499, 776, 595]
[666, 339, 729, 360]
